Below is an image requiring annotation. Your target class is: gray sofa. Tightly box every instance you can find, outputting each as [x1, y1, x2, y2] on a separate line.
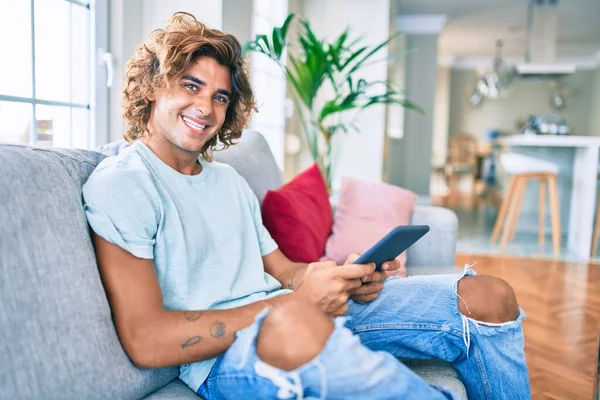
[0, 131, 467, 399]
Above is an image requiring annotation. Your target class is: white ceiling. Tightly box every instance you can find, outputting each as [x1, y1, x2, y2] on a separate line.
[395, 0, 600, 64]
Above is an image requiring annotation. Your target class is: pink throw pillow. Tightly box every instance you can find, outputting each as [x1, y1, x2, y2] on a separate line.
[325, 178, 418, 277]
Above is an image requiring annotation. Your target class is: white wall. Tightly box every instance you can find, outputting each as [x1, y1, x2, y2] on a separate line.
[589, 67, 600, 135]
[303, 0, 391, 190]
[247, 0, 288, 170]
[381, 31, 406, 183]
[387, 34, 439, 194]
[108, 0, 142, 143]
[222, 0, 253, 44]
[141, 0, 222, 37]
[385, 35, 407, 141]
[432, 66, 450, 166]
[108, 0, 223, 143]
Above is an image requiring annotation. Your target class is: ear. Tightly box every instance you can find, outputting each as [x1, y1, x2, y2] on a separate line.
[147, 92, 156, 102]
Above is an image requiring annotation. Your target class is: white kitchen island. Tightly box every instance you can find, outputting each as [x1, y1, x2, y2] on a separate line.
[502, 135, 600, 259]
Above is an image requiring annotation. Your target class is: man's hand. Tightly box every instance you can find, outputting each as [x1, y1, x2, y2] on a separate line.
[344, 253, 401, 304]
[292, 260, 375, 316]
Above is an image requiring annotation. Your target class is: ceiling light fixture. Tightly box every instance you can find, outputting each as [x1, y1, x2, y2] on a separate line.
[469, 40, 516, 108]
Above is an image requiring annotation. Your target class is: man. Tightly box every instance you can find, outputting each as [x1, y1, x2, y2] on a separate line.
[83, 12, 530, 400]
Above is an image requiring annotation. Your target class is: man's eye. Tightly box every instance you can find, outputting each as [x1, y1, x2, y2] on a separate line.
[184, 83, 198, 91]
[215, 95, 228, 103]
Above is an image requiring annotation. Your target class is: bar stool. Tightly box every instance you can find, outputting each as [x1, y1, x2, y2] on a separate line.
[491, 152, 561, 256]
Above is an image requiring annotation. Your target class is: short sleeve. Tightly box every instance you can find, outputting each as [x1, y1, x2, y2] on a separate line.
[82, 163, 160, 259]
[236, 173, 278, 257]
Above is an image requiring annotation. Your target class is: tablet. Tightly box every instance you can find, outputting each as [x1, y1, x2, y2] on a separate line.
[353, 225, 430, 272]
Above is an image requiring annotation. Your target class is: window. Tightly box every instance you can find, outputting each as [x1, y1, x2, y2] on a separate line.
[0, 0, 107, 149]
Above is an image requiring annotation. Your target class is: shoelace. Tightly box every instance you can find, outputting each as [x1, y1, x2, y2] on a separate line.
[461, 313, 471, 358]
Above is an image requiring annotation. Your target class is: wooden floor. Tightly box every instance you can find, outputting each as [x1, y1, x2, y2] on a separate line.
[456, 254, 600, 400]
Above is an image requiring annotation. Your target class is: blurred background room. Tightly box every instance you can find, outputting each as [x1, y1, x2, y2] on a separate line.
[2, 0, 600, 262]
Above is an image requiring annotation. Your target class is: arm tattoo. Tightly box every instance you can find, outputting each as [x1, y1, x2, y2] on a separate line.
[210, 320, 227, 338]
[180, 336, 202, 349]
[183, 311, 203, 322]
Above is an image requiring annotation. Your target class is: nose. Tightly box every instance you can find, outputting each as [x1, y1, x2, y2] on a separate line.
[193, 93, 213, 117]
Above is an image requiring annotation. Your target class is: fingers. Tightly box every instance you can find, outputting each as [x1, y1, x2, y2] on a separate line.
[349, 282, 384, 296]
[344, 253, 361, 265]
[309, 260, 337, 270]
[339, 263, 375, 279]
[350, 293, 379, 304]
[382, 259, 401, 272]
[331, 303, 349, 316]
[360, 271, 386, 284]
[326, 293, 350, 316]
[344, 278, 363, 291]
[349, 281, 384, 304]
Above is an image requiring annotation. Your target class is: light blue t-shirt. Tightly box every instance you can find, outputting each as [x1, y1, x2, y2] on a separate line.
[82, 140, 290, 392]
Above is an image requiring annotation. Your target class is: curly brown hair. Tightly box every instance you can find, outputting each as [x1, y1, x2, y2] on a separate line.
[122, 12, 256, 160]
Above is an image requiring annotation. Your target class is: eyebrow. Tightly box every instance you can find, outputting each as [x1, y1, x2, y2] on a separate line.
[182, 75, 232, 101]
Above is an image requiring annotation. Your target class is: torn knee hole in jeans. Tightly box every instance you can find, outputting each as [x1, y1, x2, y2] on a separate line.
[453, 263, 526, 357]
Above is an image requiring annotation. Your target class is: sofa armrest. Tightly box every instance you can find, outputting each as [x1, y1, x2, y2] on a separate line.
[407, 205, 458, 267]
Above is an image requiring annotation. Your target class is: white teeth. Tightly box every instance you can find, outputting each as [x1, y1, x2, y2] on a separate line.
[182, 116, 206, 130]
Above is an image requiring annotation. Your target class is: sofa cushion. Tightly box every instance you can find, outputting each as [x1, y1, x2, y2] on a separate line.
[403, 360, 468, 399]
[144, 378, 200, 399]
[261, 163, 333, 263]
[212, 130, 284, 204]
[0, 144, 178, 400]
[95, 140, 130, 157]
[325, 178, 417, 275]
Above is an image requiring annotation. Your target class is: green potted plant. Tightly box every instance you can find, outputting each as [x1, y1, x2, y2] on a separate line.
[242, 13, 421, 189]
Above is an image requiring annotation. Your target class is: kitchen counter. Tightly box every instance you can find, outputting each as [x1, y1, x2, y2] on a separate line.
[504, 135, 600, 147]
[501, 135, 600, 259]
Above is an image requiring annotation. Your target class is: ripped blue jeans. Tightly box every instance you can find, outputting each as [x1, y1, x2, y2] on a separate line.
[197, 266, 531, 400]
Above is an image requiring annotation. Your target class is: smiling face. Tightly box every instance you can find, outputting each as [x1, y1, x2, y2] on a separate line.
[146, 56, 232, 156]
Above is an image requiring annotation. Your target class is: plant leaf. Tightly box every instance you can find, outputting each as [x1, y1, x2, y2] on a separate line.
[342, 31, 403, 78]
[333, 29, 349, 51]
[256, 34, 271, 54]
[357, 47, 415, 69]
[339, 46, 367, 71]
[241, 13, 421, 152]
[272, 27, 283, 59]
[241, 40, 255, 56]
[280, 13, 295, 40]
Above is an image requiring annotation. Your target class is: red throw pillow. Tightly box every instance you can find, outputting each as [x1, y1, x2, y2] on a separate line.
[261, 163, 333, 263]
